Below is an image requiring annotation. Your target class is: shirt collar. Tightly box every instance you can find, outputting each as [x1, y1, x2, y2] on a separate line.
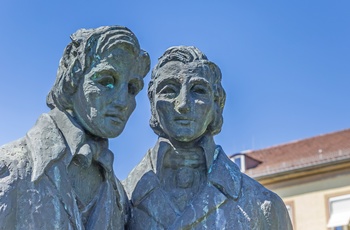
[150, 135, 242, 200]
[49, 108, 87, 158]
[150, 135, 215, 172]
[50, 108, 113, 172]
[28, 108, 114, 181]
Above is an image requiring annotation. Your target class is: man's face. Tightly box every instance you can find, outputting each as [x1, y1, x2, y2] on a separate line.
[154, 61, 215, 143]
[71, 47, 143, 138]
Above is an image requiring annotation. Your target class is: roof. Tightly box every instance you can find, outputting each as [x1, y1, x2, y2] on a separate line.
[239, 128, 350, 179]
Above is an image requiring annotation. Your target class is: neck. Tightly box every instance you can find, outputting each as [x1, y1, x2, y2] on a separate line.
[154, 135, 217, 182]
[167, 138, 198, 149]
[153, 135, 217, 173]
[155, 136, 215, 212]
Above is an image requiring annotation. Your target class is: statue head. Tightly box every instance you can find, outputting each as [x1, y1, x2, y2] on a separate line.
[47, 26, 150, 138]
[148, 46, 226, 142]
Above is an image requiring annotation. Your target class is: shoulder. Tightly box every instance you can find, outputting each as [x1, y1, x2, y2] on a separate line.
[0, 113, 57, 191]
[241, 173, 284, 205]
[240, 174, 293, 229]
[214, 150, 292, 228]
[0, 112, 65, 182]
[114, 176, 130, 225]
[0, 137, 31, 181]
[115, 177, 129, 207]
[123, 149, 154, 199]
[0, 137, 31, 228]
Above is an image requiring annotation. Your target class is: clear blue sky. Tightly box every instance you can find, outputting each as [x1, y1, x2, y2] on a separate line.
[1, 1, 349, 179]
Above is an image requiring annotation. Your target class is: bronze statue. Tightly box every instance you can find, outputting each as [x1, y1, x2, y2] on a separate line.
[0, 25, 150, 229]
[124, 46, 292, 229]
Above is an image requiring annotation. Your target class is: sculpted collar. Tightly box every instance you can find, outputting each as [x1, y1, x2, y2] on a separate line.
[27, 108, 113, 181]
[147, 136, 242, 200]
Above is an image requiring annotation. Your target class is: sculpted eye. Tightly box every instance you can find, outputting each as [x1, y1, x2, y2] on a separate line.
[106, 83, 114, 89]
[93, 73, 115, 89]
[100, 77, 115, 89]
[192, 85, 208, 95]
[159, 85, 178, 97]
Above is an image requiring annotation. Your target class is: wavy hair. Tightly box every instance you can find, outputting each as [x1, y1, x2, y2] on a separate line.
[47, 25, 150, 110]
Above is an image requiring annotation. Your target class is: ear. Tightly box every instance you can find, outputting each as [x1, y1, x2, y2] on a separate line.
[138, 50, 151, 77]
[149, 95, 163, 136]
[208, 97, 224, 136]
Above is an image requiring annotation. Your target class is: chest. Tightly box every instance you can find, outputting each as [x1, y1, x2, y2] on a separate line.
[68, 160, 104, 207]
[131, 184, 265, 230]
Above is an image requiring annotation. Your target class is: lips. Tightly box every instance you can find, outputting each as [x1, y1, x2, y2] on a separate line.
[174, 117, 193, 125]
[105, 113, 125, 124]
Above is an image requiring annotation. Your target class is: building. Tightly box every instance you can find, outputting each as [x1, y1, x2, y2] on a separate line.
[230, 129, 350, 230]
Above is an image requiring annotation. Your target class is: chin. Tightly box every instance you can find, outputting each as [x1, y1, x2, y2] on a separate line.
[106, 130, 123, 138]
[90, 128, 123, 139]
[173, 135, 197, 143]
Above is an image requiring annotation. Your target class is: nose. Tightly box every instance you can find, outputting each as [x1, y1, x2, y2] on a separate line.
[175, 88, 190, 113]
[112, 83, 128, 111]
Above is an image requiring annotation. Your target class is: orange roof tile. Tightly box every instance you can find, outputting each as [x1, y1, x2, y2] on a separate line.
[240, 128, 350, 178]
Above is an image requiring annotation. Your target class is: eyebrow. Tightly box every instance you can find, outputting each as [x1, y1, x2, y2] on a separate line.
[188, 77, 211, 87]
[88, 63, 116, 75]
[89, 68, 118, 81]
[155, 77, 181, 92]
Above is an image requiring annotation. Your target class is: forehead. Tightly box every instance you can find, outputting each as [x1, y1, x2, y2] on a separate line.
[100, 44, 137, 61]
[156, 61, 213, 82]
[83, 46, 140, 80]
[92, 46, 138, 70]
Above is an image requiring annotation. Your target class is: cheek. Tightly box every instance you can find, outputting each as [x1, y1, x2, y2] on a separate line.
[206, 106, 216, 123]
[155, 100, 172, 125]
[196, 103, 215, 122]
[89, 107, 98, 118]
[83, 82, 102, 96]
[155, 99, 174, 113]
[82, 87, 102, 107]
[156, 100, 174, 121]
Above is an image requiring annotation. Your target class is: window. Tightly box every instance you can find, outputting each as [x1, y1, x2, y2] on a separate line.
[286, 205, 293, 223]
[327, 194, 350, 229]
[333, 226, 349, 230]
[230, 152, 261, 172]
[284, 201, 295, 227]
[231, 154, 245, 172]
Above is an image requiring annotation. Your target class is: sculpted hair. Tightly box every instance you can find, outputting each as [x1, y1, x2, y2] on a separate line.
[47, 25, 150, 110]
[148, 46, 226, 136]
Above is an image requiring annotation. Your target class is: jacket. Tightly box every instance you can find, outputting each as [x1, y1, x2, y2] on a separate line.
[0, 109, 128, 230]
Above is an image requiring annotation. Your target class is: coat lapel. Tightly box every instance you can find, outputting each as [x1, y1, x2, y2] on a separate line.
[169, 148, 242, 229]
[207, 147, 242, 200]
[44, 161, 84, 229]
[26, 113, 83, 229]
[131, 170, 178, 228]
[169, 184, 229, 230]
[127, 142, 243, 229]
[26, 113, 66, 182]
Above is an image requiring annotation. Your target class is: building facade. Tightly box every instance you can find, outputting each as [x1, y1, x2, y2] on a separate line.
[230, 129, 350, 230]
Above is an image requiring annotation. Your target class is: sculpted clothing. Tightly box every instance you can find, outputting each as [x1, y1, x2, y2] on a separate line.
[124, 137, 293, 230]
[0, 109, 128, 230]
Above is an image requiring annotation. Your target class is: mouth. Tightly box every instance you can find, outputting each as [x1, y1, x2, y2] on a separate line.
[105, 113, 125, 124]
[174, 117, 194, 125]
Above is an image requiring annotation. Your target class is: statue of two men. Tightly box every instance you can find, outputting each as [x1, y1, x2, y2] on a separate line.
[0, 26, 292, 229]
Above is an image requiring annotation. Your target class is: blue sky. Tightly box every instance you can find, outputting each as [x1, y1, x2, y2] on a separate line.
[1, 1, 349, 179]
